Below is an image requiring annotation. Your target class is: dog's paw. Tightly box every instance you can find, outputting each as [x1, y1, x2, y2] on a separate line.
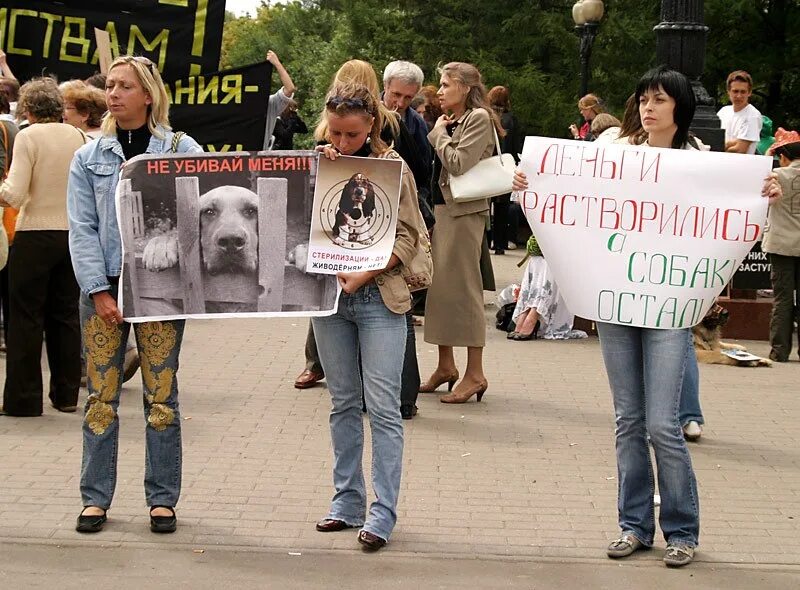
[721, 342, 747, 351]
[757, 358, 773, 367]
[142, 233, 179, 271]
[286, 242, 309, 273]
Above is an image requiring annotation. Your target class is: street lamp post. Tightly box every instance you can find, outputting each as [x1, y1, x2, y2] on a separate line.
[572, 0, 605, 98]
[654, 0, 724, 151]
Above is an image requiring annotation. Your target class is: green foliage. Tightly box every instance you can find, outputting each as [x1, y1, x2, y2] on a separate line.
[220, 0, 800, 148]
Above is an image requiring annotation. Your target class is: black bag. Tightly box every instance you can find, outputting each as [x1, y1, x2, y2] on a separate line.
[495, 303, 517, 332]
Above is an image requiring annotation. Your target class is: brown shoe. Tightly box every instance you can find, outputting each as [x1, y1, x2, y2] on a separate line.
[357, 530, 386, 551]
[315, 519, 353, 532]
[294, 369, 324, 389]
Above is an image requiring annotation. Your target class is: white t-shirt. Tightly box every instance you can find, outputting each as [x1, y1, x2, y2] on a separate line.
[717, 104, 762, 154]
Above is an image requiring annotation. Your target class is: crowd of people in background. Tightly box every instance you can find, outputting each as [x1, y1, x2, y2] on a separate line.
[0, 42, 796, 568]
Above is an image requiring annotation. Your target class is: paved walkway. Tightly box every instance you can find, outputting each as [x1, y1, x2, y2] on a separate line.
[1, 250, 798, 587]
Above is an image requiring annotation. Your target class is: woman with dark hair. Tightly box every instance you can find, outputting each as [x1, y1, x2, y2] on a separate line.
[513, 66, 782, 567]
[420, 62, 504, 404]
[311, 81, 422, 552]
[488, 85, 521, 255]
[0, 77, 87, 417]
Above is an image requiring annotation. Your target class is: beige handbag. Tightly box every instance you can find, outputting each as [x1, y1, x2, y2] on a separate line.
[449, 126, 516, 202]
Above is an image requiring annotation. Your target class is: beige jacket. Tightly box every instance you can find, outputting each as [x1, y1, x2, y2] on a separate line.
[428, 107, 495, 217]
[762, 159, 800, 257]
[0, 123, 87, 231]
[372, 149, 421, 314]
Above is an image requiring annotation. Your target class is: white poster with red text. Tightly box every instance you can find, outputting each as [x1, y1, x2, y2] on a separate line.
[517, 137, 772, 329]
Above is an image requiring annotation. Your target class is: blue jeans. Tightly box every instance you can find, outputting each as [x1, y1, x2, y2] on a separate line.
[312, 283, 406, 541]
[679, 334, 703, 427]
[79, 288, 184, 509]
[597, 323, 700, 548]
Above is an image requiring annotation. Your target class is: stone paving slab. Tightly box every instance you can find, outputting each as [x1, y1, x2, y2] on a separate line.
[0, 250, 798, 572]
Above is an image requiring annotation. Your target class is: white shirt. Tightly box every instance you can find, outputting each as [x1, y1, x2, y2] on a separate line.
[717, 104, 762, 154]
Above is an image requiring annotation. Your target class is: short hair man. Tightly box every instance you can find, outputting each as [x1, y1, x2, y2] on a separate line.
[263, 50, 297, 150]
[717, 70, 762, 154]
[382, 60, 430, 163]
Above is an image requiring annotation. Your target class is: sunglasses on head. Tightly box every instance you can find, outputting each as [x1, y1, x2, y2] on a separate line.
[129, 56, 156, 74]
[326, 96, 369, 110]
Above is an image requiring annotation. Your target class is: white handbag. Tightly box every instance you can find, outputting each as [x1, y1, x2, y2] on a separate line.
[448, 126, 516, 202]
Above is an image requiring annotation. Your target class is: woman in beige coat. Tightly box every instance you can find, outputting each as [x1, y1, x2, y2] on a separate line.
[421, 62, 503, 403]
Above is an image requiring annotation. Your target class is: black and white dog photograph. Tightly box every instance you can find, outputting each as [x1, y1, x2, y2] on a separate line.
[117, 152, 338, 320]
[308, 155, 403, 275]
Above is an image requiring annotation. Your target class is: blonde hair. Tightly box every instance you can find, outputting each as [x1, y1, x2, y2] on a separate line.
[315, 60, 399, 142]
[439, 62, 505, 137]
[321, 82, 389, 155]
[100, 55, 170, 138]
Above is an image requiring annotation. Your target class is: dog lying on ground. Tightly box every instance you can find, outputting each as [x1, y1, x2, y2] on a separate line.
[692, 304, 772, 367]
[143, 185, 259, 276]
[332, 172, 376, 246]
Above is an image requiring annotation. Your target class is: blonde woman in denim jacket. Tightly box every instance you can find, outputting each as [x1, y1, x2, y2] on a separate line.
[67, 55, 201, 534]
[311, 81, 421, 552]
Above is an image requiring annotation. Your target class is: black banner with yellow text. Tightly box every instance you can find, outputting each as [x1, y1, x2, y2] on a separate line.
[0, 0, 224, 82]
[167, 62, 271, 153]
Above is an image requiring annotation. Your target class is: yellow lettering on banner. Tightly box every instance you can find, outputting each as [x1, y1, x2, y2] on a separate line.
[159, 0, 189, 6]
[60, 16, 90, 63]
[189, 63, 202, 77]
[192, 0, 208, 56]
[197, 76, 219, 104]
[127, 26, 169, 72]
[38, 12, 63, 58]
[172, 78, 195, 105]
[0, 9, 7, 51]
[8, 9, 37, 57]
[221, 75, 243, 105]
[208, 145, 245, 152]
[245, 85, 259, 93]
[90, 22, 120, 66]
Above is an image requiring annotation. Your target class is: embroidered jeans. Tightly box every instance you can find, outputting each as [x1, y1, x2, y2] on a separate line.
[79, 287, 184, 509]
[312, 283, 406, 541]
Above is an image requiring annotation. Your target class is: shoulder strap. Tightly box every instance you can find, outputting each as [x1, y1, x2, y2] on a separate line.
[170, 131, 185, 153]
[0, 122, 9, 178]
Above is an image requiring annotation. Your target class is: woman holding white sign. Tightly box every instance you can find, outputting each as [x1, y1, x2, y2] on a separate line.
[67, 55, 202, 534]
[311, 82, 424, 552]
[421, 62, 504, 403]
[514, 66, 782, 568]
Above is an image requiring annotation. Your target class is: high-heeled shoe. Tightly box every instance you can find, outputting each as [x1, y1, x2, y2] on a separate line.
[419, 371, 459, 393]
[440, 380, 488, 404]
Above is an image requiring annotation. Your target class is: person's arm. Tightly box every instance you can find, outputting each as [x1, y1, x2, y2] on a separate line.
[0, 50, 16, 80]
[0, 131, 32, 208]
[266, 50, 296, 97]
[428, 108, 493, 176]
[725, 139, 754, 154]
[66, 150, 112, 297]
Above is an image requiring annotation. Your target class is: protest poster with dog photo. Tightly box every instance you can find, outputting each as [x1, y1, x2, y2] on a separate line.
[116, 151, 339, 321]
[306, 155, 403, 275]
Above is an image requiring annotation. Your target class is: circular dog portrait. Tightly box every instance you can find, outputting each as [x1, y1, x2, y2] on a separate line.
[318, 172, 393, 250]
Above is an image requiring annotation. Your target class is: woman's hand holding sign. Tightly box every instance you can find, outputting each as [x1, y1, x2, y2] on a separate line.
[762, 172, 782, 204]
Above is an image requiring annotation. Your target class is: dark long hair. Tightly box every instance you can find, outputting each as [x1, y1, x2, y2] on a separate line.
[634, 66, 695, 150]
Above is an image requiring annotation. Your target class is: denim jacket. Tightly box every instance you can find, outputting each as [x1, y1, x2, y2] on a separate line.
[67, 125, 202, 296]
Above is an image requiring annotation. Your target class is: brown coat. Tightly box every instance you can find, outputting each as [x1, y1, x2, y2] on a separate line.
[428, 107, 495, 217]
[372, 149, 421, 314]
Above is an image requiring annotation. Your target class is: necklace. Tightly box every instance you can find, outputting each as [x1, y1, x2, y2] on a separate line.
[128, 130, 132, 144]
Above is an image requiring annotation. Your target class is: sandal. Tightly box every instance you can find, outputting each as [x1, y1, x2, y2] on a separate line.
[76, 507, 107, 533]
[149, 506, 177, 533]
[607, 533, 646, 558]
[663, 544, 694, 567]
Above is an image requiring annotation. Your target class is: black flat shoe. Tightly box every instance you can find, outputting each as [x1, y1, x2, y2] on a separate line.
[511, 331, 536, 341]
[358, 530, 386, 551]
[400, 405, 418, 420]
[315, 519, 354, 532]
[149, 506, 177, 533]
[76, 508, 107, 533]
